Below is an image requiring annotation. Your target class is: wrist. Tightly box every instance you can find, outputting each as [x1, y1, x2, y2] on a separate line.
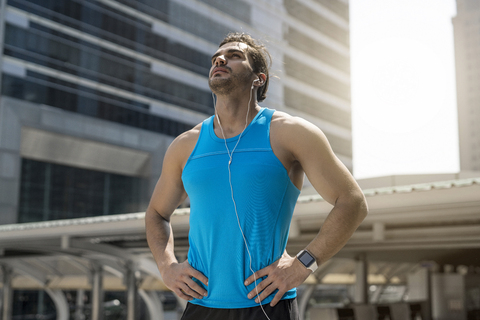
[296, 249, 318, 273]
[158, 257, 178, 275]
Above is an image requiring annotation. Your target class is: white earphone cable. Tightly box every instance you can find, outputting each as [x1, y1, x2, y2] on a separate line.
[212, 81, 271, 320]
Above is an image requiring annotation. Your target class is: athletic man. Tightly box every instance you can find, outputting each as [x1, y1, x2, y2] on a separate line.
[145, 33, 368, 320]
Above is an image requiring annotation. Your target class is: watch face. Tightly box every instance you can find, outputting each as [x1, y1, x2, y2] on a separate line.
[298, 251, 315, 267]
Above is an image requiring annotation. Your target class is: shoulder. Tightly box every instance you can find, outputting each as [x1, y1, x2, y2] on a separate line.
[272, 110, 321, 129]
[270, 110, 333, 158]
[271, 111, 328, 141]
[165, 122, 203, 169]
[171, 122, 202, 149]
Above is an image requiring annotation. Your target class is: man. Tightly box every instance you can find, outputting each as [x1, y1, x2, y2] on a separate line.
[145, 33, 368, 320]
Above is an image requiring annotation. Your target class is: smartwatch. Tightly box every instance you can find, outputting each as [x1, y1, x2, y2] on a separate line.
[296, 250, 318, 273]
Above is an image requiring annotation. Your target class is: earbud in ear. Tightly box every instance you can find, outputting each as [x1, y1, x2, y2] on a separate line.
[252, 79, 262, 88]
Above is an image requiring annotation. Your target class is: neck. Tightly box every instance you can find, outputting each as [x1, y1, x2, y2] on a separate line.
[213, 90, 260, 139]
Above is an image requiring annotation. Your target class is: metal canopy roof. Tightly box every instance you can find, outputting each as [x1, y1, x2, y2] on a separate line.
[0, 177, 479, 291]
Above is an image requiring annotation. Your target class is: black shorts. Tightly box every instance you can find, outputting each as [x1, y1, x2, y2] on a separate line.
[181, 298, 299, 320]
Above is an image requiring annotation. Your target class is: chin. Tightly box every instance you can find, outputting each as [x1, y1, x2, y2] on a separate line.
[209, 80, 234, 95]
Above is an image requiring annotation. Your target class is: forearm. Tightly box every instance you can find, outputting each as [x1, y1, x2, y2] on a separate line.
[145, 207, 178, 275]
[304, 193, 368, 265]
[145, 207, 209, 300]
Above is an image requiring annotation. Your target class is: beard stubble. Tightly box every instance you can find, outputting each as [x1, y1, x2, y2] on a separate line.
[209, 69, 253, 96]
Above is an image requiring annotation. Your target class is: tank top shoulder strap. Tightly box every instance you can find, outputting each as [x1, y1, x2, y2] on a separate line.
[243, 108, 275, 150]
[262, 108, 275, 139]
[261, 107, 275, 120]
[202, 114, 214, 131]
[184, 115, 214, 165]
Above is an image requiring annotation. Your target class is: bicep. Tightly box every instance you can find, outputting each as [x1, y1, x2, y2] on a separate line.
[147, 145, 188, 221]
[290, 120, 360, 205]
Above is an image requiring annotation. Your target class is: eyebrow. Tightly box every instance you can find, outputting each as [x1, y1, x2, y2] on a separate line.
[211, 49, 245, 62]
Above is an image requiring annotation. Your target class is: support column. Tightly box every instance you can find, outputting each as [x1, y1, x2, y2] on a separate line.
[298, 284, 316, 320]
[1, 265, 13, 320]
[45, 288, 69, 320]
[407, 266, 432, 320]
[297, 260, 335, 320]
[125, 261, 138, 320]
[139, 290, 164, 320]
[370, 285, 384, 304]
[90, 263, 104, 320]
[354, 253, 369, 304]
[0, 0, 7, 91]
[74, 289, 85, 320]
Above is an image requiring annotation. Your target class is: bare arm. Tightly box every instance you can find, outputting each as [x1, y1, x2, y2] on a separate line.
[145, 129, 208, 301]
[291, 117, 368, 264]
[245, 115, 368, 306]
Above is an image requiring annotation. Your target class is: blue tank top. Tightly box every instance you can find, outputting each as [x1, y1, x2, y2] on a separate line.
[181, 108, 301, 308]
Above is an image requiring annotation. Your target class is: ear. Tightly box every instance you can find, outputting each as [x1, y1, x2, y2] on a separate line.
[255, 73, 267, 86]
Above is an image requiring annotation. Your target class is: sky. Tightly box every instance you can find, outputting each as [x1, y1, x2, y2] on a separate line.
[350, 0, 460, 179]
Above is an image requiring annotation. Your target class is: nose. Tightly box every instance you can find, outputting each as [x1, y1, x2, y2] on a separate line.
[214, 55, 226, 66]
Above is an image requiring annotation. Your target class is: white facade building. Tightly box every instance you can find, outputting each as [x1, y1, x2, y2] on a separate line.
[453, 0, 480, 171]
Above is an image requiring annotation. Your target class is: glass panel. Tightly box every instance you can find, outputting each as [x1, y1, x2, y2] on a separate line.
[169, 1, 237, 45]
[7, 0, 211, 75]
[198, 0, 251, 24]
[18, 160, 47, 223]
[1, 73, 194, 137]
[18, 159, 146, 221]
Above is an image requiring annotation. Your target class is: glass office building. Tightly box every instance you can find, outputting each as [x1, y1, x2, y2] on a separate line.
[0, 0, 351, 224]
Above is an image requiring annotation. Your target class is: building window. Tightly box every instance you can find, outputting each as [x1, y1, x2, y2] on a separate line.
[284, 0, 350, 46]
[285, 27, 350, 74]
[284, 55, 351, 101]
[310, 0, 349, 20]
[197, 0, 251, 24]
[6, 0, 212, 75]
[1, 74, 194, 137]
[4, 23, 213, 113]
[18, 159, 146, 222]
[169, 1, 237, 44]
[284, 87, 351, 129]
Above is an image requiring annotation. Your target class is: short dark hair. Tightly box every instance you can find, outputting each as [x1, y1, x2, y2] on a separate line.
[219, 33, 272, 102]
